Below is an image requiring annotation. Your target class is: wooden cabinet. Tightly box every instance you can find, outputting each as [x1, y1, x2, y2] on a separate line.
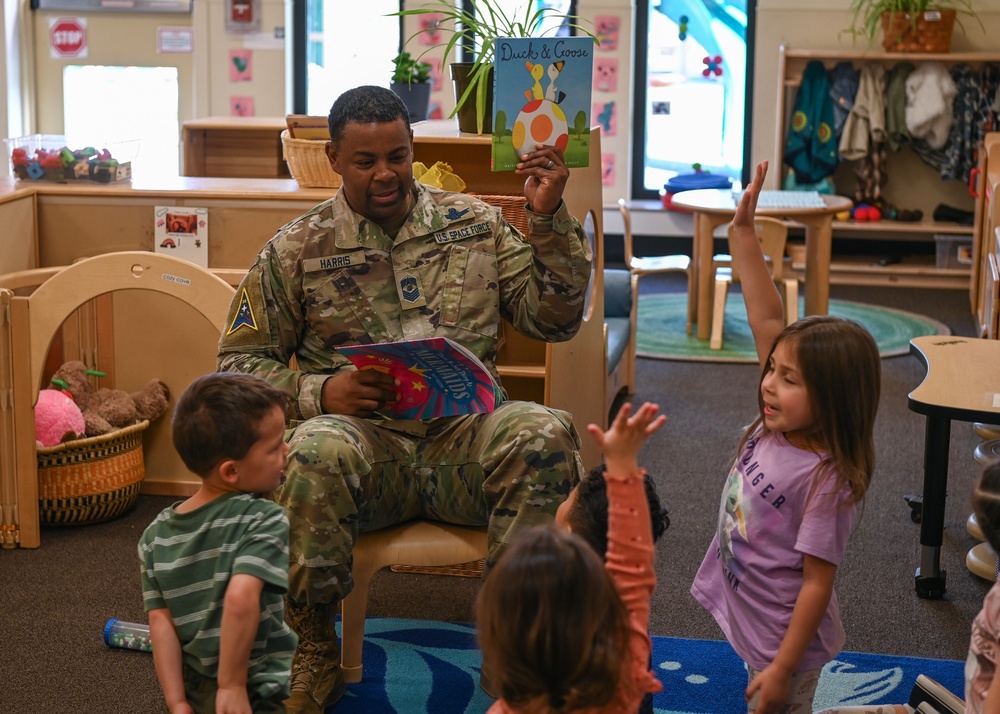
[412, 121, 608, 467]
[182, 117, 290, 178]
[972, 133, 1000, 338]
[775, 47, 998, 289]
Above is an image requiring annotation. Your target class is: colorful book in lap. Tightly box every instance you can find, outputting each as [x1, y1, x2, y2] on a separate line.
[491, 36, 594, 172]
[336, 337, 499, 420]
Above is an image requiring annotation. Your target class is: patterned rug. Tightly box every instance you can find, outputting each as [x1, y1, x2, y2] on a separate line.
[636, 295, 950, 363]
[333, 617, 965, 713]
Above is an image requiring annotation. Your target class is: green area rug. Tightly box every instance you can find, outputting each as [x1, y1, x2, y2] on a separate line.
[637, 294, 950, 363]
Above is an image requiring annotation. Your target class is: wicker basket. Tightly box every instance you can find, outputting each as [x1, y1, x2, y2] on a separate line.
[281, 130, 343, 189]
[881, 10, 955, 53]
[37, 420, 149, 526]
[471, 193, 530, 239]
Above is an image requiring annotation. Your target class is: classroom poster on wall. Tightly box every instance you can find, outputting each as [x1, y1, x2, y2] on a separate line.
[595, 15, 620, 51]
[229, 49, 253, 81]
[154, 206, 208, 268]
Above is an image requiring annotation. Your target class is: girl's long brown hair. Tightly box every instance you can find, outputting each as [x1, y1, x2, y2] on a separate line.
[476, 527, 631, 714]
[738, 316, 881, 505]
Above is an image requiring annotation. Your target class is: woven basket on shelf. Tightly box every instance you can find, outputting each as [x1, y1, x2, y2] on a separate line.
[881, 10, 955, 53]
[37, 420, 149, 526]
[281, 130, 343, 189]
[470, 193, 530, 239]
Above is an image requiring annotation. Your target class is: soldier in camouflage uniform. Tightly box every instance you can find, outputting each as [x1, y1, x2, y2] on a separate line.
[218, 85, 592, 713]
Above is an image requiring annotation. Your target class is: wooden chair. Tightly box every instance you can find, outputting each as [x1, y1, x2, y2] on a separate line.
[340, 521, 488, 683]
[710, 217, 799, 351]
[0, 252, 235, 548]
[618, 198, 694, 334]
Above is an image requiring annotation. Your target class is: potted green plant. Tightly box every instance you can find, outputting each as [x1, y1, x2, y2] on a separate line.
[391, 0, 594, 134]
[390, 51, 433, 124]
[845, 0, 983, 52]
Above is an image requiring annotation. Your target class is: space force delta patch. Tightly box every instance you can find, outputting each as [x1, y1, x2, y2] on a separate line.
[302, 252, 366, 272]
[222, 276, 270, 347]
[433, 221, 491, 244]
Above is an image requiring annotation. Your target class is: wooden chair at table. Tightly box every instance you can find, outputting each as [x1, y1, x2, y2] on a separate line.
[340, 521, 488, 683]
[710, 217, 799, 351]
[618, 198, 695, 334]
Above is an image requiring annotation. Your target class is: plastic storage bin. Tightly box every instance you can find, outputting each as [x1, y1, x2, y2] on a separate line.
[661, 171, 734, 212]
[4, 134, 138, 182]
[934, 234, 973, 270]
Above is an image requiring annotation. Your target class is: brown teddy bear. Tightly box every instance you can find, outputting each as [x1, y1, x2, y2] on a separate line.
[50, 360, 170, 437]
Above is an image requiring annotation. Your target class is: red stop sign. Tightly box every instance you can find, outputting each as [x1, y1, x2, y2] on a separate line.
[50, 18, 86, 58]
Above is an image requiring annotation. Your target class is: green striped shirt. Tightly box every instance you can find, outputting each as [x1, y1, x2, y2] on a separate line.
[138, 492, 296, 701]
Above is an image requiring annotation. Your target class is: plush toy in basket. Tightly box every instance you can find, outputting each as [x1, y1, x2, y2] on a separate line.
[34, 361, 170, 526]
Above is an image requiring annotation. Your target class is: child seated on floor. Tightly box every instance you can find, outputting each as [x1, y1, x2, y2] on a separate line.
[476, 402, 666, 714]
[555, 460, 671, 714]
[138, 372, 297, 714]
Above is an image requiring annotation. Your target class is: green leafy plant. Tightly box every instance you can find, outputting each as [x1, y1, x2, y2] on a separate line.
[391, 0, 595, 134]
[391, 51, 432, 85]
[845, 0, 982, 43]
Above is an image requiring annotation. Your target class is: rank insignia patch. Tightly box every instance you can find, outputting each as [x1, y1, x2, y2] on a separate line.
[400, 275, 420, 303]
[227, 287, 258, 335]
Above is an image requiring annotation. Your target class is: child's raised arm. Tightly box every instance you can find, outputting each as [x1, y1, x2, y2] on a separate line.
[731, 161, 787, 368]
[587, 402, 666, 479]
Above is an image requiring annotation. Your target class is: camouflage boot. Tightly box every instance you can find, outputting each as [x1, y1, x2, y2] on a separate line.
[285, 601, 345, 714]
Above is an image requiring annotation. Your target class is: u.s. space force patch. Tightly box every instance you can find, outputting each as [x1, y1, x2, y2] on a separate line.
[222, 273, 270, 347]
[433, 221, 491, 244]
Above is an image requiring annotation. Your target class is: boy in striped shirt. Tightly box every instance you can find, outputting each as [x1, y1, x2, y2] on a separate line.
[138, 373, 297, 714]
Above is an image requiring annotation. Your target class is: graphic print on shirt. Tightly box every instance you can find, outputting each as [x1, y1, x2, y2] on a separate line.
[717, 436, 790, 593]
[718, 463, 748, 584]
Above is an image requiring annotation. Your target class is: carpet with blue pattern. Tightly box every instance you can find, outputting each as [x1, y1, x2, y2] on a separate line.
[334, 617, 965, 713]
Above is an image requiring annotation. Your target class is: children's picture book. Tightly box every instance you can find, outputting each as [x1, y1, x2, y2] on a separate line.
[336, 337, 499, 420]
[491, 36, 594, 172]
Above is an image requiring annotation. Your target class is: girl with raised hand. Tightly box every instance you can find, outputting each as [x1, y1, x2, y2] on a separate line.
[691, 161, 881, 714]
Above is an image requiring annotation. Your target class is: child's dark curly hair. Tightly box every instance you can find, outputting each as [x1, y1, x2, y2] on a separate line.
[566, 464, 670, 559]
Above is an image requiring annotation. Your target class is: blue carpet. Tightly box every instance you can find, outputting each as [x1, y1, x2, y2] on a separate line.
[333, 617, 965, 713]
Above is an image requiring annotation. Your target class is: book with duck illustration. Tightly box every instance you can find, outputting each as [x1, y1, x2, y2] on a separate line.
[491, 36, 594, 172]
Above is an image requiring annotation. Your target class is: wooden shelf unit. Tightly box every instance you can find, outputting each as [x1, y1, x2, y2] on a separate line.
[774, 46, 995, 289]
[182, 116, 290, 178]
[971, 132, 1000, 338]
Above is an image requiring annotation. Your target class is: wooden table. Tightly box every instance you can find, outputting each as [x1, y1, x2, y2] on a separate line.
[907, 335, 1000, 599]
[671, 190, 852, 340]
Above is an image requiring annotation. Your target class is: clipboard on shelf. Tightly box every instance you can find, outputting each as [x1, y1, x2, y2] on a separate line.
[285, 114, 330, 140]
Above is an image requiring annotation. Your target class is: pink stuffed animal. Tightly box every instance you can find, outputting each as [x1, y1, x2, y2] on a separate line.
[35, 389, 85, 447]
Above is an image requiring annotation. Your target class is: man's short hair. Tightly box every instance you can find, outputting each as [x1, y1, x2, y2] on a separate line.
[172, 372, 288, 477]
[566, 464, 670, 558]
[328, 85, 410, 144]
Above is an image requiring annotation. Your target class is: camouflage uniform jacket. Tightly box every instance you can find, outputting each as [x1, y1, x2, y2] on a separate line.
[218, 181, 593, 422]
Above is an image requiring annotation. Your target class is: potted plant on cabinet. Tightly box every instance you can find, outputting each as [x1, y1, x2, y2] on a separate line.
[391, 51, 433, 124]
[392, 0, 594, 134]
[845, 0, 983, 52]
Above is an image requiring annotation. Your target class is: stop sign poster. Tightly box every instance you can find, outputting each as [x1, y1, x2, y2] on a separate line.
[49, 17, 87, 59]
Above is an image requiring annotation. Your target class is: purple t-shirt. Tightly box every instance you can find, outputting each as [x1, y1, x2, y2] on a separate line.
[691, 430, 856, 671]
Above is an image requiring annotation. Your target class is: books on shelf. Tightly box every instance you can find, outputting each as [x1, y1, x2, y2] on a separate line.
[491, 36, 594, 172]
[336, 337, 499, 420]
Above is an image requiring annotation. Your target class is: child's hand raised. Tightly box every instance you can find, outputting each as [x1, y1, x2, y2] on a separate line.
[587, 402, 666, 474]
[732, 160, 768, 232]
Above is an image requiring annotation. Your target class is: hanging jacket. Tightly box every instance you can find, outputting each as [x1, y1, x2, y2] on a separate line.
[784, 60, 839, 184]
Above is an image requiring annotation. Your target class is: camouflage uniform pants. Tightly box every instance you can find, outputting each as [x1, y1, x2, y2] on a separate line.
[275, 400, 584, 606]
